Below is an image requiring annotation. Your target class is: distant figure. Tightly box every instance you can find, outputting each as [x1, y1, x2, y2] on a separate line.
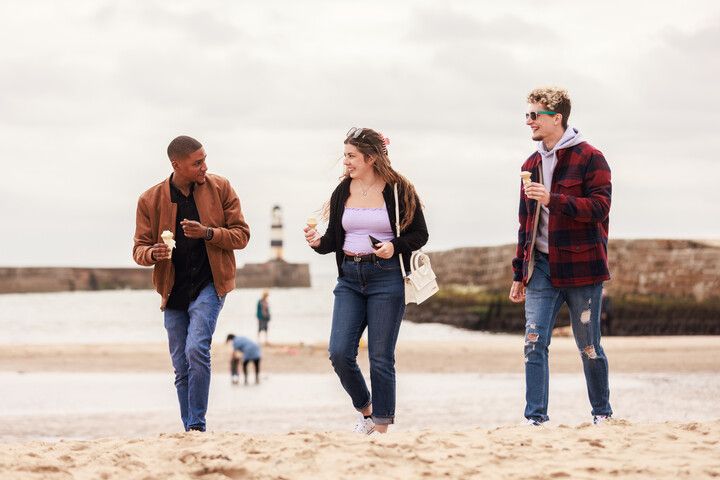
[132, 135, 251, 432]
[226, 334, 261, 385]
[509, 87, 613, 426]
[601, 288, 614, 336]
[256, 290, 271, 345]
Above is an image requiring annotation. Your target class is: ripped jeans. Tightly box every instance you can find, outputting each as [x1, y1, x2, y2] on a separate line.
[524, 251, 612, 422]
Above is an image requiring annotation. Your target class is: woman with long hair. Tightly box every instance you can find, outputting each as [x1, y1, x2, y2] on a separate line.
[304, 127, 429, 434]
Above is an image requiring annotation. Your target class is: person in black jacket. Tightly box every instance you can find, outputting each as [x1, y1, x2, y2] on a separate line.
[304, 127, 428, 434]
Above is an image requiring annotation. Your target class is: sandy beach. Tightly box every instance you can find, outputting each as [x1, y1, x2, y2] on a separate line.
[1, 420, 718, 479]
[1, 335, 719, 478]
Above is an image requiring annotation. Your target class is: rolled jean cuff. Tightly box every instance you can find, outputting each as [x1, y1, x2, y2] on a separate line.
[371, 415, 394, 425]
[354, 397, 372, 412]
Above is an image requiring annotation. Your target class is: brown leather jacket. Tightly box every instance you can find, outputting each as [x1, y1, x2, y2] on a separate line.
[133, 174, 250, 310]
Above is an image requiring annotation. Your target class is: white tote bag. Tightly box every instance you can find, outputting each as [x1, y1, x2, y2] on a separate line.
[394, 184, 439, 305]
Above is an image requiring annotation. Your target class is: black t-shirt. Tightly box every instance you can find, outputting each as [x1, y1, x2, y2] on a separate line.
[166, 177, 213, 310]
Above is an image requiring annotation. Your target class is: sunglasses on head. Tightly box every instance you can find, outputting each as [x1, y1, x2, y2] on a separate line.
[525, 110, 557, 121]
[346, 127, 366, 140]
[345, 127, 387, 156]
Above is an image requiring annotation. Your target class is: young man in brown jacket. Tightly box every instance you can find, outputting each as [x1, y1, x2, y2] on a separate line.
[133, 135, 250, 432]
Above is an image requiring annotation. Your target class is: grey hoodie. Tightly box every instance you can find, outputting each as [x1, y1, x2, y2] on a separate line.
[535, 126, 585, 254]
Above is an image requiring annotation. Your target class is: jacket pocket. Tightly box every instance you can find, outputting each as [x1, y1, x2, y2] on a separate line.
[556, 178, 583, 195]
[556, 243, 598, 265]
[558, 243, 595, 254]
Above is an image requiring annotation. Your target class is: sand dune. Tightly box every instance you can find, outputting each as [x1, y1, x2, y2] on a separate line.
[1, 420, 718, 479]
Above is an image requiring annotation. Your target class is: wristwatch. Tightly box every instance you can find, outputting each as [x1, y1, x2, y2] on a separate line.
[205, 227, 214, 240]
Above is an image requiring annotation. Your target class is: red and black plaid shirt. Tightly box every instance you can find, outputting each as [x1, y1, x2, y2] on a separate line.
[512, 141, 611, 288]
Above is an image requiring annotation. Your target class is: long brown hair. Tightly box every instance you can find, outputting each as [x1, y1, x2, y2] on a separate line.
[326, 128, 420, 231]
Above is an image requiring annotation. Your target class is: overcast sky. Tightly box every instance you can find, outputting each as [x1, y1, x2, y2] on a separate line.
[2, 0, 719, 272]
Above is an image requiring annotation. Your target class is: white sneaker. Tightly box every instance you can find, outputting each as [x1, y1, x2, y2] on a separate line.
[522, 418, 544, 426]
[231, 375, 239, 385]
[352, 415, 375, 435]
[593, 415, 611, 425]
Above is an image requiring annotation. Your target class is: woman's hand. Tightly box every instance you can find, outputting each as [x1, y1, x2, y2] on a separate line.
[374, 241, 395, 259]
[304, 226, 321, 248]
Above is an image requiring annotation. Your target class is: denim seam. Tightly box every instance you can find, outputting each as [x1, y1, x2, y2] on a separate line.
[371, 414, 394, 425]
[373, 259, 401, 271]
[355, 397, 372, 412]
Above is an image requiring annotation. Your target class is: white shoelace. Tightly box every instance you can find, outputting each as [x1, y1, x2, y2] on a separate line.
[352, 416, 375, 435]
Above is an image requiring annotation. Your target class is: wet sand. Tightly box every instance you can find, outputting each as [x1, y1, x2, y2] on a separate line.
[1, 335, 718, 374]
[2, 335, 719, 478]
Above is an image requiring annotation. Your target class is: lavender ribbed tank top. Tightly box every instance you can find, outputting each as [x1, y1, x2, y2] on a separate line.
[342, 206, 395, 254]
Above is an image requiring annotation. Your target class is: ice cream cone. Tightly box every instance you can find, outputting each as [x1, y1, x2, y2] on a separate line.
[306, 217, 318, 230]
[520, 171, 532, 187]
[161, 230, 175, 258]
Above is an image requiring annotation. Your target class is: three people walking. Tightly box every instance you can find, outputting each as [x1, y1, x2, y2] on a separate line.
[134, 86, 612, 434]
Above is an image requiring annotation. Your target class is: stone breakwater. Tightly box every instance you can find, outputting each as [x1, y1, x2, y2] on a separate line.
[0, 260, 310, 293]
[404, 239, 720, 335]
[426, 239, 720, 301]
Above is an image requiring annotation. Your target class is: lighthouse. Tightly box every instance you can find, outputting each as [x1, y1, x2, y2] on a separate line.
[270, 205, 283, 260]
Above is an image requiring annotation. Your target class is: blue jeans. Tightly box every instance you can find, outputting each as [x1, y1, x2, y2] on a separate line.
[329, 257, 405, 425]
[524, 252, 612, 422]
[164, 283, 225, 431]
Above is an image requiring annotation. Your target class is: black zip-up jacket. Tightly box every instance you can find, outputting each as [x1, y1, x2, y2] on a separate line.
[313, 177, 429, 276]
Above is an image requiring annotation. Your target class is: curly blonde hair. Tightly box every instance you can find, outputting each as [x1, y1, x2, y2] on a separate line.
[527, 87, 571, 129]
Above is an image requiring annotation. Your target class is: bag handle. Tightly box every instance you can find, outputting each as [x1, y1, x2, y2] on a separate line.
[412, 251, 429, 271]
[394, 183, 407, 278]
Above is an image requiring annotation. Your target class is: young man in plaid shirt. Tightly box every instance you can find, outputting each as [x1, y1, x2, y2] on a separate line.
[509, 87, 613, 426]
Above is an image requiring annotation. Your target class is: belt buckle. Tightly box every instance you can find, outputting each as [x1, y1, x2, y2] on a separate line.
[353, 255, 362, 263]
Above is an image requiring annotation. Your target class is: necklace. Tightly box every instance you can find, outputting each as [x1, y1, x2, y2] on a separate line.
[358, 178, 378, 197]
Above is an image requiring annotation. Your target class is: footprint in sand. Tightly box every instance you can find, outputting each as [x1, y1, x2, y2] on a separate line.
[294, 449, 315, 460]
[438, 440, 460, 448]
[578, 438, 605, 448]
[192, 466, 248, 479]
[23, 465, 68, 474]
[550, 472, 570, 478]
